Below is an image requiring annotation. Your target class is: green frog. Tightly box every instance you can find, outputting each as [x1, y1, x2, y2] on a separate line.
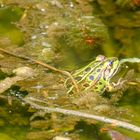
[65, 55, 122, 93]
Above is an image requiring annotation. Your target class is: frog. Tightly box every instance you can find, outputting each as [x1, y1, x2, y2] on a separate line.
[65, 55, 123, 94]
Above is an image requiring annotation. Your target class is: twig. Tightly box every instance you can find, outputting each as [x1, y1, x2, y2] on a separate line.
[0, 48, 79, 92]
[24, 97, 140, 133]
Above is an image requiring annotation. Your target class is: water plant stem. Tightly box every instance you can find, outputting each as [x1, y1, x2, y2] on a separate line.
[120, 58, 140, 64]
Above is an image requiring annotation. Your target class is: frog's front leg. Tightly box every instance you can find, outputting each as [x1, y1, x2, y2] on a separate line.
[106, 78, 127, 92]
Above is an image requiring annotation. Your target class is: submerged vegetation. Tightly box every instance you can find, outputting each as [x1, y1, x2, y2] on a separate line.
[0, 0, 140, 140]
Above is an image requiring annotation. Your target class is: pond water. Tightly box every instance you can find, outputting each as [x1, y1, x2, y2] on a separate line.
[0, 1, 140, 140]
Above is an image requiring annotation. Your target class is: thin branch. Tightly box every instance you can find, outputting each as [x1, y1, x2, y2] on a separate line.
[0, 48, 79, 92]
[24, 97, 140, 133]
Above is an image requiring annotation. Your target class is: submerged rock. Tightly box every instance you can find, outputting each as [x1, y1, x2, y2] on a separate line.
[13, 67, 35, 78]
[0, 67, 35, 94]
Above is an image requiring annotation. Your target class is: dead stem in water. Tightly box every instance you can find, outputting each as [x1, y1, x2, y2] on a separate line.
[0, 48, 79, 93]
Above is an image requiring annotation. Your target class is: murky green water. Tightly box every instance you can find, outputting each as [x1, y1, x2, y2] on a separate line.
[0, 1, 140, 140]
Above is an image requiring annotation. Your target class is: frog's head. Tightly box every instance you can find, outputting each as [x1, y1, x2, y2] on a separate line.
[103, 57, 120, 80]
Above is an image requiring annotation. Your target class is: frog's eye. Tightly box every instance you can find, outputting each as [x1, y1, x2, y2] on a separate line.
[108, 60, 113, 66]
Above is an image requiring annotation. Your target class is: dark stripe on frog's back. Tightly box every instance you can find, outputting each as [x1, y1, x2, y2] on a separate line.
[73, 60, 101, 77]
[86, 62, 105, 82]
[75, 62, 101, 83]
[72, 59, 106, 86]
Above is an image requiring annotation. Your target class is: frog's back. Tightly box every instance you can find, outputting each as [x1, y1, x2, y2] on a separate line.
[65, 55, 120, 94]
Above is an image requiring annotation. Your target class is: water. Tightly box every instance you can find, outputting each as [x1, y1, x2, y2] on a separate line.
[0, 1, 140, 140]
